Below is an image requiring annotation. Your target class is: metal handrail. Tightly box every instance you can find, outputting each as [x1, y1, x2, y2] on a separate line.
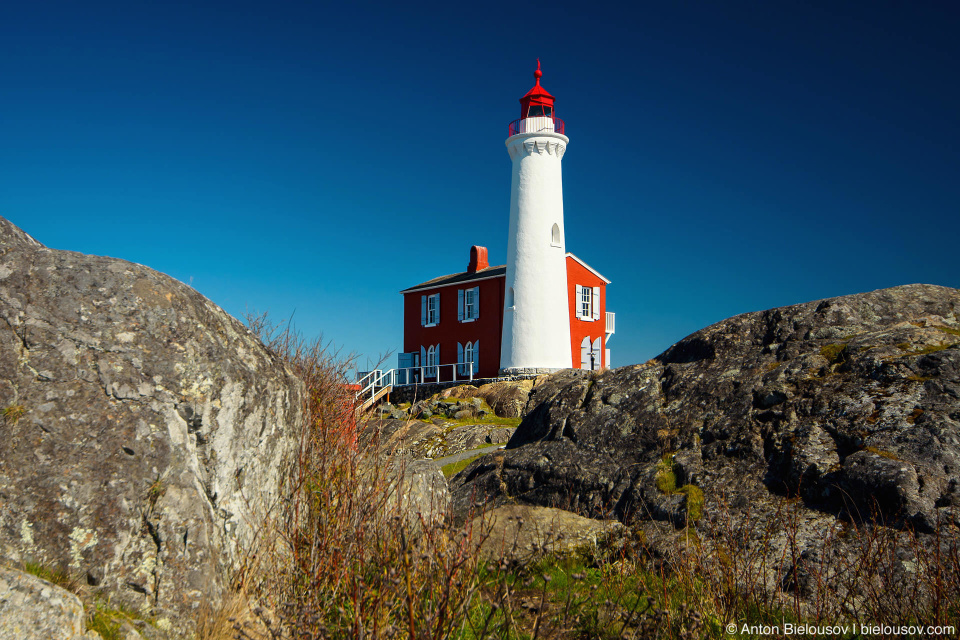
[354, 362, 476, 399]
[508, 117, 565, 137]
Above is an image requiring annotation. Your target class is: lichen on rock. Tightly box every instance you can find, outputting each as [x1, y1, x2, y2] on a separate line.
[0, 217, 303, 637]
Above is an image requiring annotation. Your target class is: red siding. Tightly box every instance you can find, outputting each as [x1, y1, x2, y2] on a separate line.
[402, 275, 505, 380]
[566, 256, 607, 370]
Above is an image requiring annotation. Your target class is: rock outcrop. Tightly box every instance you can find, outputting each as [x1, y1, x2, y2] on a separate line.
[471, 505, 621, 563]
[0, 218, 303, 636]
[452, 285, 960, 534]
[0, 565, 99, 640]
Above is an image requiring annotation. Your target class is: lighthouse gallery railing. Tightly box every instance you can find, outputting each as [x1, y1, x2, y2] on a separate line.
[508, 117, 565, 137]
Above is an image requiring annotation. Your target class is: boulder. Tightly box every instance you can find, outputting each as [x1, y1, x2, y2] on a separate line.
[0, 218, 303, 636]
[470, 505, 621, 563]
[0, 565, 98, 640]
[452, 284, 960, 534]
[385, 460, 451, 531]
[446, 380, 536, 418]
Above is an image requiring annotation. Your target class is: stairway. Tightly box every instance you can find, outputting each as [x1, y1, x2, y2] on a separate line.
[356, 384, 392, 415]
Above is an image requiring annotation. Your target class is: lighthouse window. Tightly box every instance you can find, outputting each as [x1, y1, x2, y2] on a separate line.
[527, 105, 552, 118]
[550, 223, 561, 247]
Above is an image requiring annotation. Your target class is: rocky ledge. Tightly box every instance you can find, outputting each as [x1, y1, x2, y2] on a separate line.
[452, 284, 960, 535]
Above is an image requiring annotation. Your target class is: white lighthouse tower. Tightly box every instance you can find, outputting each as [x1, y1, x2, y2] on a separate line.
[500, 60, 573, 374]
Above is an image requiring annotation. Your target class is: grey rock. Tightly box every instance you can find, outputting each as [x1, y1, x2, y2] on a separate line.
[386, 460, 451, 530]
[469, 505, 621, 563]
[0, 217, 303, 637]
[452, 284, 960, 534]
[0, 565, 93, 640]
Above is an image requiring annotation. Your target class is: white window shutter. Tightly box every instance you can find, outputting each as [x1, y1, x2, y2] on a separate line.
[575, 285, 583, 318]
[581, 336, 590, 369]
[458, 289, 464, 322]
[457, 342, 463, 375]
[592, 287, 601, 320]
[421, 295, 426, 326]
[472, 286, 480, 319]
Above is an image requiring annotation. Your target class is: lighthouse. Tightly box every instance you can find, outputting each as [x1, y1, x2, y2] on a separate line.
[499, 61, 573, 374]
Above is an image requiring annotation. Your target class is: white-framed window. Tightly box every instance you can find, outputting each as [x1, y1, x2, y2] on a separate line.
[575, 285, 601, 321]
[458, 286, 480, 322]
[421, 293, 440, 327]
[421, 343, 440, 378]
[457, 340, 479, 376]
[580, 336, 602, 371]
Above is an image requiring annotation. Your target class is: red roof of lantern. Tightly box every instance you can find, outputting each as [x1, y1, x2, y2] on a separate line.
[519, 59, 555, 118]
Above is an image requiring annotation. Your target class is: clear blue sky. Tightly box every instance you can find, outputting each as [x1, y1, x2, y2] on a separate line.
[2, 1, 958, 372]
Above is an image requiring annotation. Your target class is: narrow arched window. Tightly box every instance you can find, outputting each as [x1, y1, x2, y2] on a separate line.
[550, 223, 561, 247]
[507, 287, 515, 308]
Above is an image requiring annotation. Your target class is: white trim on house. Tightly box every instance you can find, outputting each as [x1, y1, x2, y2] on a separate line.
[401, 273, 505, 295]
[565, 252, 611, 284]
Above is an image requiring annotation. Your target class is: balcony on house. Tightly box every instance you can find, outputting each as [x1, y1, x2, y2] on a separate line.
[606, 312, 615, 337]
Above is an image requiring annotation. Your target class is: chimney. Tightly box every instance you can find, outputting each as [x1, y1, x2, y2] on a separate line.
[467, 246, 489, 273]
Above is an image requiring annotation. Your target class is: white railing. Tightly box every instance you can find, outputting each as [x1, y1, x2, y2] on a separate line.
[354, 362, 476, 401]
[606, 311, 615, 335]
[355, 369, 397, 404]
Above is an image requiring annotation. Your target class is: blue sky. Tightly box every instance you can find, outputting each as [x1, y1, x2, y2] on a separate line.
[2, 1, 958, 372]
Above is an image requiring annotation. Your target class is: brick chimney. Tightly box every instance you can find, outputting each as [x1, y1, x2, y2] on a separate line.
[467, 246, 489, 273]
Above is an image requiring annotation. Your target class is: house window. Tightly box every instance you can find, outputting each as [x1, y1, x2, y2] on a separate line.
[458, 340, 479, 377]
[422, 343, 439, 378]
[421, 293, 440, 327]
[458, 286, 479, 322]
[575, 285, 601, 321]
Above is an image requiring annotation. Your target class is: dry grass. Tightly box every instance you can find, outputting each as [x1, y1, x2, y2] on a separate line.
[200, 313, 960, 640]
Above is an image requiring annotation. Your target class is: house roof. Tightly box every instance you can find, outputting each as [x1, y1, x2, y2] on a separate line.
[565, 253, 611, 284]
[401, 253, 610, 294]
[400, 265, 507, 294]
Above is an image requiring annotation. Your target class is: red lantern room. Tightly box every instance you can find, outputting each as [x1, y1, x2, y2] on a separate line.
[519, 59, 554, 119]
[508, 59, 566, 137]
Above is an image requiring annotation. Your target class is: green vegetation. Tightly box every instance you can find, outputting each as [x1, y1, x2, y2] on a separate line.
[22, 561, 78, 592]
[441, 450, 491, 478]
[896, 342, 959, 357]
[655, 454, 704, 522]
[864, 446, 902, 461]
[819, 342, 848, 365]
[146, 477, 165, 506]
[87, 600, 151, 640]
[936, 326, 960, 337]
[2, 404, 26, 424]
